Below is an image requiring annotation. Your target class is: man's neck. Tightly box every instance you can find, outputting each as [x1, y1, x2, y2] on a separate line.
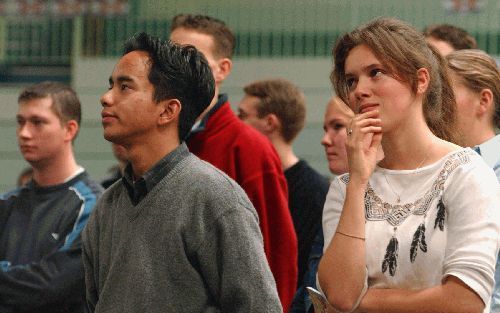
[32, 150, 80, 187]
[126, 134, 180, 179]
[271, 138, 299, 171]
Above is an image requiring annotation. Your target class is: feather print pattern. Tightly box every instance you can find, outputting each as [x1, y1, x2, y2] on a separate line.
[410, 223, 427, 262]
[382, 236, 399, 276]
[434, 198, 445, 231]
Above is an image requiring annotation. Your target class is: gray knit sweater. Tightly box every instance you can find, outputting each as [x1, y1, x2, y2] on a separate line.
[82, 148, 282, 313]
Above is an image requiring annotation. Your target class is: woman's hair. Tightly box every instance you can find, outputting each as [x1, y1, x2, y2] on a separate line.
[447, 49, 500, 129]
[329, 96, 354, 119]
[331, 17, 459, 144]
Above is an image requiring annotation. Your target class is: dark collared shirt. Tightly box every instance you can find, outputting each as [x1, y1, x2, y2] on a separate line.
[122, 143, 190, 205]
[473, 145, 481, 155]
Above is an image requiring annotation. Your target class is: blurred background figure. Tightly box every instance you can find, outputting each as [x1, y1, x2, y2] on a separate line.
[101, 143, 127, 188]
[423, 23, 477, 56]
[320, 97, 354, 176]
[238, 78, 330, 289]
[449, 0, 480, 13]
[290, 96, 353, 313]
[447, 49, 499, 161]
[446, 48, 500, 312]
[18, 0, 46, 15]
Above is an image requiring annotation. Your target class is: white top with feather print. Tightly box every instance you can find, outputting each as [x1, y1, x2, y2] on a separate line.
[322, 148, 500, 311]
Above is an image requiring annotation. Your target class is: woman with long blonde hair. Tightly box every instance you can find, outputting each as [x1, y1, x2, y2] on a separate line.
[318, 18, 499, 313]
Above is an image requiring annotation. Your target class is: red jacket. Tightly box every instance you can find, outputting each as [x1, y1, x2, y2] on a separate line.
[188, 97, 298, 312]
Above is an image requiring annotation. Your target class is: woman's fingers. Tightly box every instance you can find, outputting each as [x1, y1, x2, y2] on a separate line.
[360, 125, 382, 134]
[347, 117, 382, 148]
[348, 110, 381, 136]
[346, 109, 383, 181]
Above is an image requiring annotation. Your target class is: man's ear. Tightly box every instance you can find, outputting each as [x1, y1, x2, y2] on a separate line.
[159, 99, 182, 126]
[477, 88, 493, 117]
[416, 68, 430, 95]
[214, 58, 232, 84]
[264, 113, 281, 134]
[64, 120, 79, 142]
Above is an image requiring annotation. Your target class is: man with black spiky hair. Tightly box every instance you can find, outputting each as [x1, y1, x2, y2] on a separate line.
[82, 33, 282, 313]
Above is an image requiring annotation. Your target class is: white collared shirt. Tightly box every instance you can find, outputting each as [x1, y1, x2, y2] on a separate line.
[478, 134, 500, 168]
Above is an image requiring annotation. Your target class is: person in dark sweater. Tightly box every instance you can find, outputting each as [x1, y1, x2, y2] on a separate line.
[83, 32, 281, 313]
[0, 81, 103, 313]
[238, 78, 330, 287]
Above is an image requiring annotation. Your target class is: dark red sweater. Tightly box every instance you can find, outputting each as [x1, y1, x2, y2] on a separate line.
[188, 98, 298, 312]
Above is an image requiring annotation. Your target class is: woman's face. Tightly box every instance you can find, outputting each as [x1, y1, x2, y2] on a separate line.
[321, 99, 352, 175]
[344, 44, 416, 133]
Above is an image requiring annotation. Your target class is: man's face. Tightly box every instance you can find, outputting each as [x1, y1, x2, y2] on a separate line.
[170, 27, 221, 84]
[237, 95, 268, 135]
[100, 50, 163, 145]
[16, 97, 68, 165]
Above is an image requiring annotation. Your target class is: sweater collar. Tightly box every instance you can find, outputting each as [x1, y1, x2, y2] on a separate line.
[122, 143, 190, 205]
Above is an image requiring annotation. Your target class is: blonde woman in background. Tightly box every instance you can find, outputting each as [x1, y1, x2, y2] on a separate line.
[291, 96, 353, 313]
[446, 48, 500, 313]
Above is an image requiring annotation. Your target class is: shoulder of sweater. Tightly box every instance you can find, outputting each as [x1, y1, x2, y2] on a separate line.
[171, 154, 249, 197]
[93, 180, 127, 210]
[163, 155, 257, 217]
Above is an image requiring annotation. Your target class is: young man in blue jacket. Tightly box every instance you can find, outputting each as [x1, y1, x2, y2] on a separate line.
[0, 81, 103, 313]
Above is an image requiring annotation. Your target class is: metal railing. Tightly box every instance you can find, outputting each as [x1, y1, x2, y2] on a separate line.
[1, 16, 73, 65]
[0, 0, 498, 67]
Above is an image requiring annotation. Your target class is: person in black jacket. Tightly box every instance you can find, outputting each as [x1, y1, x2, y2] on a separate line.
[0, 81, 103, 313]
[238, 78, 330, 288]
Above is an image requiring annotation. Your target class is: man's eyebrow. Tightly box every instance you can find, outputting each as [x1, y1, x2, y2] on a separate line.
[109, 75, 134, 85]
[16, 113, 46, 120]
